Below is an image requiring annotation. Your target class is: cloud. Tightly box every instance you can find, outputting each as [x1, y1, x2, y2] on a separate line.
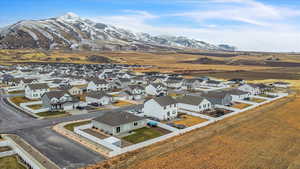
[87, 0, 300, 52]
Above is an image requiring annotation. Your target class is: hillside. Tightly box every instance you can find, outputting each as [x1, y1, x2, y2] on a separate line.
[0, 13, 235, 52]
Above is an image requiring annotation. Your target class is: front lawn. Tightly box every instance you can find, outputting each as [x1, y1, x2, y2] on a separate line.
[28, 104, 43, 110]
[0, 156, 26, 169]
[64, 120, 91, 131]
[173, 114, 207, 127]
[10, 96, 32, 106]
[36, 111, 68, 118]
[8, 90, 24, 94]
[123, 127, 165, 144]
[113, 100, 133, 107]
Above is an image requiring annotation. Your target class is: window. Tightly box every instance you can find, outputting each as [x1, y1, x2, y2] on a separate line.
[116, 127, 121, 133]
[134, 122, 138, 126]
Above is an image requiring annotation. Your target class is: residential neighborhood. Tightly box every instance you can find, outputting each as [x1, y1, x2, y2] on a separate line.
[0, 62, 291, 169]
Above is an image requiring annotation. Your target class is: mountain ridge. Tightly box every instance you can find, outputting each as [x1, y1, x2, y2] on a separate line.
[0, 12, 236, 52]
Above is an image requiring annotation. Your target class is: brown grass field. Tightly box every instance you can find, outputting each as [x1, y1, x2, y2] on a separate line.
[86, 82, 300, 169]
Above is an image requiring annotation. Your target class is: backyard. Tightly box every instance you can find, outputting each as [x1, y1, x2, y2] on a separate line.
[232, 103, 252, 109]
[122, 127, 165, 144]
[173, 114, 207, 127]
[0, 156, 26, 169]
[250, 97, 267, 103]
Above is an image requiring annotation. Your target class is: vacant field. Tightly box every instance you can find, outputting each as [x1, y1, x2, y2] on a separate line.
[173, 114, 207, 127]
[87, 84, 300, 169]
[0, 156, 26, 169]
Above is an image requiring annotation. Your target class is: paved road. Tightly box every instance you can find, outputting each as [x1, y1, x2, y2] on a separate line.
[0, 90, 139, 169]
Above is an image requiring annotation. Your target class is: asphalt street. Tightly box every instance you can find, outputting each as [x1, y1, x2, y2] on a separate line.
[0, 90, 139, 169]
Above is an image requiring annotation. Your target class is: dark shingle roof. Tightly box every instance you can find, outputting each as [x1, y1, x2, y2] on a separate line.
[177, 96, 206, 106]
[27, 83, 49, 90]
[43, 91, 68, 99]
[226, 89, 249, 95]
[153, 96, 177, 106]
[93, 112, 145, 126]
[86, 91, 108, 99]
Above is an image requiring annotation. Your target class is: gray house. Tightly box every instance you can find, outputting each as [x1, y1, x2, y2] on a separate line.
[92, 112, 147, 136]
[41, 90, 79, 111]
[200, 91, 232, 106]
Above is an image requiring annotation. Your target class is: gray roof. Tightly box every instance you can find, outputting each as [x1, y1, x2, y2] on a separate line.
[93, 112, 145, 126]
[177, 96, 206, 106]
[226, 89, 249, 95]
[201, 91, 231, 99]
[153, 96, 177, 106]
[86, 91, 108, 99]
[27, 83, 49, 90]
[43, 91, 69, 99]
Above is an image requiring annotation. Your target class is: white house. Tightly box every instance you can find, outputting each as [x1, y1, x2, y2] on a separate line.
[41, 91, 80, 111]
[163, 78, 183, 89]
[238, 84, 261, 95]
[272, 82, 291, 88]
[86, 91, 112, 105]
[87, 79, 110, 92]
[226, 89, 250, 101]
[177, 95, 212, 112]
[145, 83, 167, 96]
[25, 83, 50, 100]
[143, 96, 178, 120]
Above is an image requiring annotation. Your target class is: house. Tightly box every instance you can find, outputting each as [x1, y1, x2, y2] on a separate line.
[87, 79, 110, 92]
[226, 89, 250, 101]
[92, 111, 147, 136]
[126, 85, 145, 95]
[238, 83, 270, 95]
[68, 86, 84, 95]
[182, 79, 204, 90]
[145, 83, 167, 96]
[200, 91, 232, 106]
[42, 91, 80, 111]
[25, 83, 50, 99]
[143, 96, 178, 120]
[272, 82, 290, 88]
[204, 80, 227, 87]
[164, 77, 183, 89]
[228, 78, 245, 84]
[86, 91, 112, 105]
[177, 95, 212, 112]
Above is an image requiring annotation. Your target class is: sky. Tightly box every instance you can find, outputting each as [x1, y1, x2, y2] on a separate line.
[1, 0, 300, 52]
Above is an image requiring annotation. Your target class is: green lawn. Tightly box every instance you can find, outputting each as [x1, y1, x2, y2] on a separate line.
[0, 156, 27, 169]
[64, 121, 91, 131]
[36, 111, 68, 118]
[123, 127, 165, 144]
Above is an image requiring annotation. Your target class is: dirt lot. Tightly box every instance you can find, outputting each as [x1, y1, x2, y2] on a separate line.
[86, 86, 300, 169]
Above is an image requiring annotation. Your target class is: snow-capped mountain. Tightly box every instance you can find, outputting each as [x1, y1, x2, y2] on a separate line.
[0, 12, 236, 51]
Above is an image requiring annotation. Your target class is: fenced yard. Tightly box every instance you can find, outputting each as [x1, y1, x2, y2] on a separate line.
[0, 155, 27, 169]
[64, 120, 91, 131]
[232, 103, 252, 109]
[173, 114, 207, 127]
[10, 96, 32, 106]
[122, 127, 166, 144]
